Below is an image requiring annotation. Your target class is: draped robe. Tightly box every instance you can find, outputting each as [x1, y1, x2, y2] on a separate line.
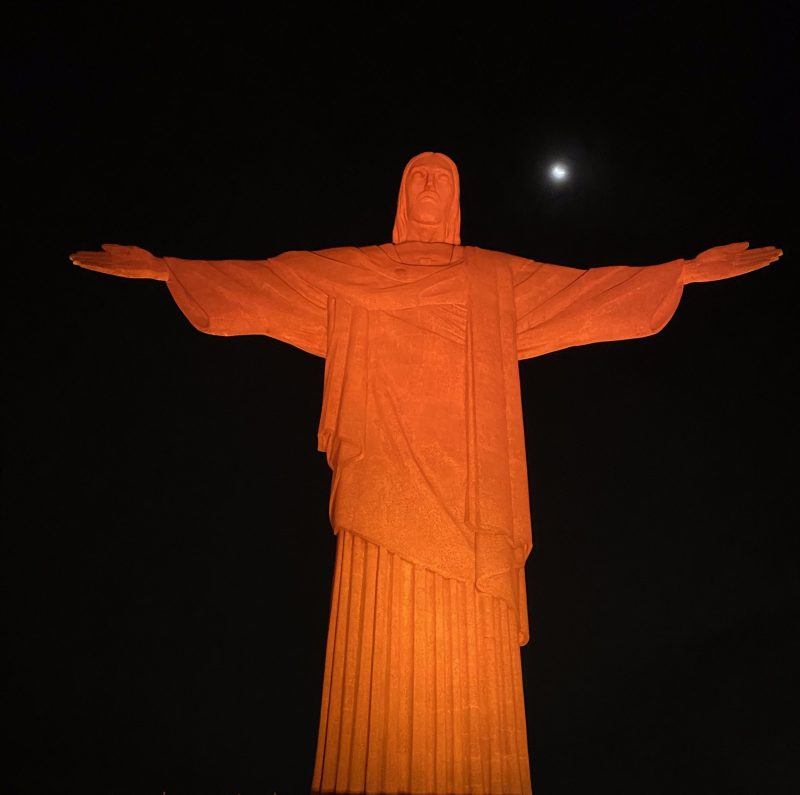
[163, 243, 686, 793]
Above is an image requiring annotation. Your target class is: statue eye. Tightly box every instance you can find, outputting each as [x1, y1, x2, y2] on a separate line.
[437, 173, 450, 181]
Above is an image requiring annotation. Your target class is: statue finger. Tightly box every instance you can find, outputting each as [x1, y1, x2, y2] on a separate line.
[738, 248, 779, 263]
[717, 241, 750, 253]
[743, 246, 781, 259]
[72, 251, 110, 265]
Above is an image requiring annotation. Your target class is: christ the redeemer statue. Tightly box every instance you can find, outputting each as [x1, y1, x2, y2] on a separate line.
[71, 152, 781, 795]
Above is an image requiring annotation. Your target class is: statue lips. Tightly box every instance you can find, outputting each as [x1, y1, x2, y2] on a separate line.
[417, 192, 443, 215]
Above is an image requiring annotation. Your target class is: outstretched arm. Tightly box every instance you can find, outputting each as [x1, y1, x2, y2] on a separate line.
[70, 244, 328, 357]
[513, 242, 782, 361]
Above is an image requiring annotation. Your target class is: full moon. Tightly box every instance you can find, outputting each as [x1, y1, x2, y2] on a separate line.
[549, 162, 569, 182]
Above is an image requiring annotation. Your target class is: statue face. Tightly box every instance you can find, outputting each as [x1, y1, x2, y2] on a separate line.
[405, 156, 455, 226]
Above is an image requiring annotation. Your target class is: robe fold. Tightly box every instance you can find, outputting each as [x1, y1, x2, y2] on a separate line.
[162, 244, 685, 793]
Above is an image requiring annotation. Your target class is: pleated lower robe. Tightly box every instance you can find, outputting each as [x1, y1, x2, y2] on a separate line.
[311, 530, 534, 795]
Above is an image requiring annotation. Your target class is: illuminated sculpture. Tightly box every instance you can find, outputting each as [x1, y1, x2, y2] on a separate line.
[71, 152, 781, 794]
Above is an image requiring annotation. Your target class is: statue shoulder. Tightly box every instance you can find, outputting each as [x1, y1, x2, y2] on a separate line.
[470, 245, 532, 269]
[310, 245, 368, 263]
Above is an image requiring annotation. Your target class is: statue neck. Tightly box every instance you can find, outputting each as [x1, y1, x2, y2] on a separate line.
[383, 241, 463, 266]
[405, 220, 447, 242]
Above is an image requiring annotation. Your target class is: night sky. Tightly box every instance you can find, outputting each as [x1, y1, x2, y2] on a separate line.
[7, 5, 799, 794]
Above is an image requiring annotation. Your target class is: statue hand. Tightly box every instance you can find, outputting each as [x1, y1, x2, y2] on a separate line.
[70, 244, 168, 281]
[683, 241, 783, 284]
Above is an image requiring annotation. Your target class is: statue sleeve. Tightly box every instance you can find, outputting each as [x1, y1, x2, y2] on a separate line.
[163, 250, 328, 357]
[513, 257, 686, 360]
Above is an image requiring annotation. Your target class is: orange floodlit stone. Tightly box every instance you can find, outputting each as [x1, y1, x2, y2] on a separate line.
[71, 152, 782, 794]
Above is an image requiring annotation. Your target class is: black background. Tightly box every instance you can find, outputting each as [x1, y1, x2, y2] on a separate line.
[7, 4, 799, 794]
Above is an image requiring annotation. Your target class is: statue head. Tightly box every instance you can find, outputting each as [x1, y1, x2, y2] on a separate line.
[392, 152, 461, 245]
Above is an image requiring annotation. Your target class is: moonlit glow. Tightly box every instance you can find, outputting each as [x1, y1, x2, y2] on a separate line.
[549, 162, 569, 182]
